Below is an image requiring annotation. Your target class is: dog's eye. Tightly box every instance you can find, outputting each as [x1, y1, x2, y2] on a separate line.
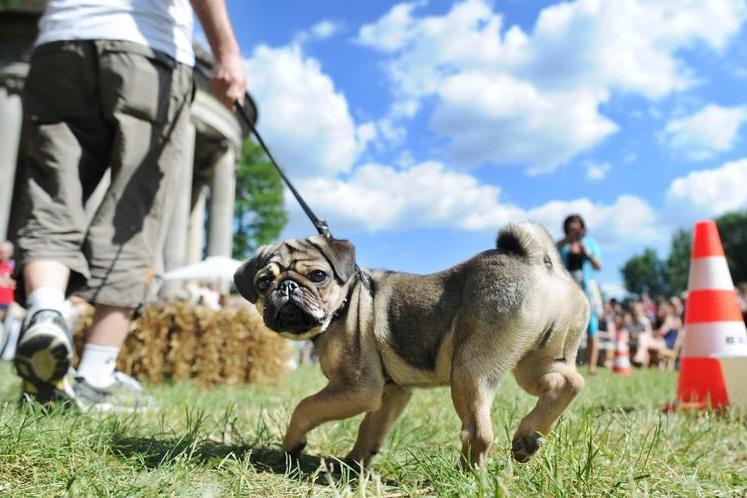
[255, 276, 272, 293]
[309, 270, 328, 283]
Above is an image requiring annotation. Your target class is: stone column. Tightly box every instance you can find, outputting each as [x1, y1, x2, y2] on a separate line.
[161, 123, 196, 298]
[0, 86, 23, 239]
[207, 145, 236, 258]
[187, 185, 207, 264]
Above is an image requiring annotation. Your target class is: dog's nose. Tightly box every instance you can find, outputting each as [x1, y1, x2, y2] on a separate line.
[278, 279, 299, 296]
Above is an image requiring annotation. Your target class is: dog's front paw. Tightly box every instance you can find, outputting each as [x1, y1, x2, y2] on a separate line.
[326, 457, 364, 475]
[284, 440, 307, 459]
[511, 433, 544, 463]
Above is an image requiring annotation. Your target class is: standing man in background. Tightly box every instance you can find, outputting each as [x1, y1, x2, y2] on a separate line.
[11, 0, 246, 412]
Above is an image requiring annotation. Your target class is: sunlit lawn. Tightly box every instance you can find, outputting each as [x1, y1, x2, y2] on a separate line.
[0, 361, 745, 497]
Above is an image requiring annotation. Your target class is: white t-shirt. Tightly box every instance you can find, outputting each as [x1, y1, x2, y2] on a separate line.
[36, 0, 195, 66]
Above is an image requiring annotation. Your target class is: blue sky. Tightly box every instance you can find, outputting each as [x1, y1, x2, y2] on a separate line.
[208, 0, 747, 296]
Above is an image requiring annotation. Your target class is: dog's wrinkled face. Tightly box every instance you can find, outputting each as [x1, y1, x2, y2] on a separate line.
[234, 237, 357, 340]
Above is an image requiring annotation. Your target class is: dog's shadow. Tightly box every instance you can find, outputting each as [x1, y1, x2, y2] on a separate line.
[110, 434, 390, 486]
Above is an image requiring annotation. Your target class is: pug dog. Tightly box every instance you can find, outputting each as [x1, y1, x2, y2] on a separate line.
[234, 221, 589, 468]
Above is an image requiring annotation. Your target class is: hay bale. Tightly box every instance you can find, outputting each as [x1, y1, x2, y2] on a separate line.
[167, 302, 198, 381]
[240, 306, 291, 386]
[73, 301, 290, 387]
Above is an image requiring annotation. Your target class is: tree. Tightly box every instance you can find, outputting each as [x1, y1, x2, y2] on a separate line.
[621, 248, 670, 296]
[621, 210, 747, 297]
[666, 229, 692, 296]
[716, 211, 747, 285]
[232, 140, 288, 260]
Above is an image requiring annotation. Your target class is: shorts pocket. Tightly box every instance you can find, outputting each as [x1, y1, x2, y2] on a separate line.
[99, 47, 175, 125]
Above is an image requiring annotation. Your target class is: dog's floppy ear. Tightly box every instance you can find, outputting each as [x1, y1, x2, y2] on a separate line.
[310, 237, 357, 283]
[233, 245, 270, 303]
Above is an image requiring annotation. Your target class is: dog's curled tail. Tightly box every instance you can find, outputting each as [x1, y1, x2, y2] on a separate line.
[496, 221, 555, 266]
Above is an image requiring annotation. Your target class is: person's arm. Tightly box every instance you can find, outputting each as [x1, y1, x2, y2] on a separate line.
[191, 0, 247, 109]
[644, 317, 653, 335]
[581, 239, 602, 271]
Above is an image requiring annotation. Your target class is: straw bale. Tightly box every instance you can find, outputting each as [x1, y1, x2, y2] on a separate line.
[73, 301, 290, 387]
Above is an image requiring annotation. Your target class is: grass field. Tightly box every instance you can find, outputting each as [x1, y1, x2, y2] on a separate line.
[0, 361, 745, 497]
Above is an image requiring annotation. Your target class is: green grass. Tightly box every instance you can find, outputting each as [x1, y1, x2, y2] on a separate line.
[0, 362, 745, 497]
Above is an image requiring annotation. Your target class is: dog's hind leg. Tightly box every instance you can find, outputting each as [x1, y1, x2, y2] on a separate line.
[450, 356, 501, 469]
[345, 384, 412, 466]
[511, 353, 585, 462]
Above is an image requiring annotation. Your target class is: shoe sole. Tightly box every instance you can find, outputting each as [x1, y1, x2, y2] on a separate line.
[14, 322, 72, 385]
[77, 402, 151, 414]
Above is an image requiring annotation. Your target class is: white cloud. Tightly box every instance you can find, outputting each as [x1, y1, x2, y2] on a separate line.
[519, 0, 746, 98]
[290, 161, 524, 232]
[586, 161, 611, 180]
[665, 158, 747, 219]
[431, 72, 616, 172]
[295, 19, 344, 44]
[661, 104, 747, 160]
[245, 45, 365, 178]
[356, 1, 426, 52]
[601, 281, 629, 299]
[283, 161, 663, 252]
[527, 195, 666, 249]
[356, 0, 747, 171]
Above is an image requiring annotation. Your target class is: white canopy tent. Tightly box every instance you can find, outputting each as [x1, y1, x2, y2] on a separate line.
[163, 255, 243, 281]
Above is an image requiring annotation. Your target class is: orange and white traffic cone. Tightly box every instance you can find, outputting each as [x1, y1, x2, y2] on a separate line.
[669, 220, 747, 411]
[612, 328, 631, 375]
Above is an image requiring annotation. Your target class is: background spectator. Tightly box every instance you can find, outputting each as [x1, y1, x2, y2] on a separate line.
[648, 299, 683, 368]
[628, 301, 653, 367]
[558, 214, 603, 374]
[0, 241, 15, 322]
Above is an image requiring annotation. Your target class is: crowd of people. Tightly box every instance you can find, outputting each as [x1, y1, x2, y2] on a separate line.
[558, 213, 747, 375]
[594, 294, 685, 371]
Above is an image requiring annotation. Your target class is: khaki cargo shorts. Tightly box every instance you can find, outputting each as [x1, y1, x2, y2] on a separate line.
[12, 40, 193, 308]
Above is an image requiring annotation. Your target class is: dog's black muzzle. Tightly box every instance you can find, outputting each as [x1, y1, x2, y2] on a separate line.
[264, 279, 322, 334]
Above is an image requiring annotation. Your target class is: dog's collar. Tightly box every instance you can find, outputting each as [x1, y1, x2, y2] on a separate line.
[332, 297, 350, 321]
[330, 269, 359, 322]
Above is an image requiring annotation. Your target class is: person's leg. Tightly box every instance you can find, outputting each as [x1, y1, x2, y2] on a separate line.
[24, 260, 70, 315]
[12, 41, 106, 401]
[76, 305, 131, 388]
[586, 314, 599, 374]
[74, 41, 192, 398]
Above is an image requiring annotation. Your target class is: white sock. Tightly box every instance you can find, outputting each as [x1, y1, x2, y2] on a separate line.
[77, 343, 120, 388]
[27, 287, 66, 316]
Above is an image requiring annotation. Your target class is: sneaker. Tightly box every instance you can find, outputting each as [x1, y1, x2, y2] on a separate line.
[73, 373, 156, 413]
[14, 309, 74, 399]
[19, 369, 77, 408]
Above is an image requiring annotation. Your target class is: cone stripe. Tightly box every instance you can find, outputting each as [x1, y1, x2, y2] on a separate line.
[612, 329, 631, 375]
[677, 357, 729, 408]
[680, 322, 747, 358]
[691, 221, 725, 259]
[684, 290, 743, 324]
[687, 257, 735, 291]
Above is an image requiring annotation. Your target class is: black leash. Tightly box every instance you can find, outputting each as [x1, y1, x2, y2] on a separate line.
[235, 102, 332, 239]
[194, 64, 332, 239]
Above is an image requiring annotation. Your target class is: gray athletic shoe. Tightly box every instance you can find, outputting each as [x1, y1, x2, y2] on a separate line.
[14, 309, 74, 401]
[73, 373, 156, 413]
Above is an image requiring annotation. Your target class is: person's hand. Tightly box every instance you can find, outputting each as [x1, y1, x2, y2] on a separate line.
[211, 52, 247, 110]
